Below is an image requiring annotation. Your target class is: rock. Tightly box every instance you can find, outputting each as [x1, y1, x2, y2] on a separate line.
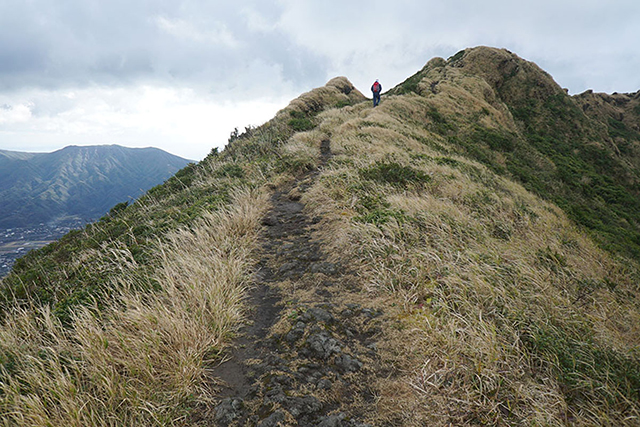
[277, 243, 295, 256]
[257, 410, 286, 427]
[317, 378, 332, 390]
[334, 354, 363, 373]
[287, 395, 322, 417]
[285, 321, 307, 343]
[361, 308, 375, 318]
[302, 307, 334, 324]
[306, 330, 341, 360]
[278, 262, 298, 274]
[315, 288, 333, 298]
[264, 385, 287, 404]
[273, 374, 293, 387]
[310, 262, 337, 275]
[215, 398, 244, 425]
[261, 215, 278, 226]
[318, 412, 346, 427]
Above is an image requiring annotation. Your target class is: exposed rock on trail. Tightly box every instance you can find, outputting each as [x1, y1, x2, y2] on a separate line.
[209, 141, 385, 426]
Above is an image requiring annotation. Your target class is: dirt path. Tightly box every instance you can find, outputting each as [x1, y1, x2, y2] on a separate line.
[208, 140, 386, 427]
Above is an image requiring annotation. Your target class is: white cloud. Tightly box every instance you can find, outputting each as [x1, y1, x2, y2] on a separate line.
[0, 103, 33, 125]
[0, 86, 289, 160]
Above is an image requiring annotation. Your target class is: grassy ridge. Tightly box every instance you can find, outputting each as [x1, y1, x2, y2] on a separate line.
[299, 51, 640, 424]
[1, 48, 639, 426]
[0, 78, 364, 425]
[408, 48, 640, 262]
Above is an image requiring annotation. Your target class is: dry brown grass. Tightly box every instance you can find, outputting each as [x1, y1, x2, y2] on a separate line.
[2, 62, 638, 425]
[301, 89, 640, 425]
[0, 188, 268, 426]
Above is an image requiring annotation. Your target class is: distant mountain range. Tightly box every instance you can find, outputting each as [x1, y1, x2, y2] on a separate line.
[0, 145, 192, 228]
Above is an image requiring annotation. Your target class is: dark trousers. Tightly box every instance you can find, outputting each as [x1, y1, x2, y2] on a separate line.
[373, 92, 380, 107]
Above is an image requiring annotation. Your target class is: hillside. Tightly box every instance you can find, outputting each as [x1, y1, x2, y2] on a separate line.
[1, 49, 640, 426]
[0, 145, 192, 228]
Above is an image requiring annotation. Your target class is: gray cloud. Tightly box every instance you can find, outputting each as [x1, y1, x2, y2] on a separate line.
[0, 1, 329, 96]
[2, 1, 639, 95]
[1, 0, 639, 160]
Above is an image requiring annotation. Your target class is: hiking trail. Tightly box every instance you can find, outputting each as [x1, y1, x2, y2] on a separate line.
[205, 140, 386, 427]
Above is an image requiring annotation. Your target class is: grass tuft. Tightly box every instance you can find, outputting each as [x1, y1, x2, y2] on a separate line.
[0, 188, 268, 425]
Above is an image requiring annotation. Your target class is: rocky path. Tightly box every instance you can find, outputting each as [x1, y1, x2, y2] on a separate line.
[209, 141, 386, 427]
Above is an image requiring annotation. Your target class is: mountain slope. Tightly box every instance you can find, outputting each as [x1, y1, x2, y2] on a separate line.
[0, 53, 639, 426]
[0, 145, 192, 228]
[389, 47, 640, 260]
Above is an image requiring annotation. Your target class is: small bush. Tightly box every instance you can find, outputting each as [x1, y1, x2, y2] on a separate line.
[448, 49, 466, 63]
[359, 161, 431, 187]
[608, 117, 640, 141]
[288, 111, 315, 132]
[426, 108, 456, 134]
[355, 208, 406, 225]
[110, 201, 129, 216]
[216, 163, 245, 178]
[522, 323, 640, 407]
[474, 128, 516, 152]
[434, 157, 461, 167]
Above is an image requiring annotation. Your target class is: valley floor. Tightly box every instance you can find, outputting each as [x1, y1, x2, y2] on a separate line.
[0, 223, 84, 277]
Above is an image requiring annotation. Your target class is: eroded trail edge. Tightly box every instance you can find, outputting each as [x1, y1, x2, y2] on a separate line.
[209, 140, 384, 427]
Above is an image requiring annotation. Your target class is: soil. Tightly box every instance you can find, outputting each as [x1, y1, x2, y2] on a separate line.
[206, 140, 388, 426]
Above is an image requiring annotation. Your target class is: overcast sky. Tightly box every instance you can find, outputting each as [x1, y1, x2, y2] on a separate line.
[1, 1, 639, 161]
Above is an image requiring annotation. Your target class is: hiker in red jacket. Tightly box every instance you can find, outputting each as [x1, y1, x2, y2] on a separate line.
[371, 79, 382, 107]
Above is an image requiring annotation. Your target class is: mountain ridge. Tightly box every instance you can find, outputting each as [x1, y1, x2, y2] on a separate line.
[390, 46, 640, 260]
[0, 144, 192, 228]
[1, 47, 639, 426]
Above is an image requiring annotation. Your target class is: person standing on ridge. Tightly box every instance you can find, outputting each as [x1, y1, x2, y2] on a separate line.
[371, 79, 382, 107]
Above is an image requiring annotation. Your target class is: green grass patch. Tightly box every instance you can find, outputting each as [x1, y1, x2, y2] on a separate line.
[608, 117, 640, 142]
[215, 163, 245, 178]
[355, 208, 406, 225]
[447, 49, 466, 64]
[436, 157, 462, 168]
[288, 110, 315, 132]
[441, 89, 640, 262]
[353, 193, 406, 225]
[335, 99, 353, 108]
[523, 322, 640, 408]
[473, 127, 516, 152]
[425, 108, 456, 134]
[359, 161, 431, 187]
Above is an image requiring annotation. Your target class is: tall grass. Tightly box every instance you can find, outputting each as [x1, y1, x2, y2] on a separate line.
[0, 75, 366, 426]
[0, 188, 268, 426]
[302, 92, 640, 425]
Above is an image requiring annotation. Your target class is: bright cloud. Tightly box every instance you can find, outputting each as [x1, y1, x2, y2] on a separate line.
[0, 86, 289, 160]
[0, 103, 33, 125]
